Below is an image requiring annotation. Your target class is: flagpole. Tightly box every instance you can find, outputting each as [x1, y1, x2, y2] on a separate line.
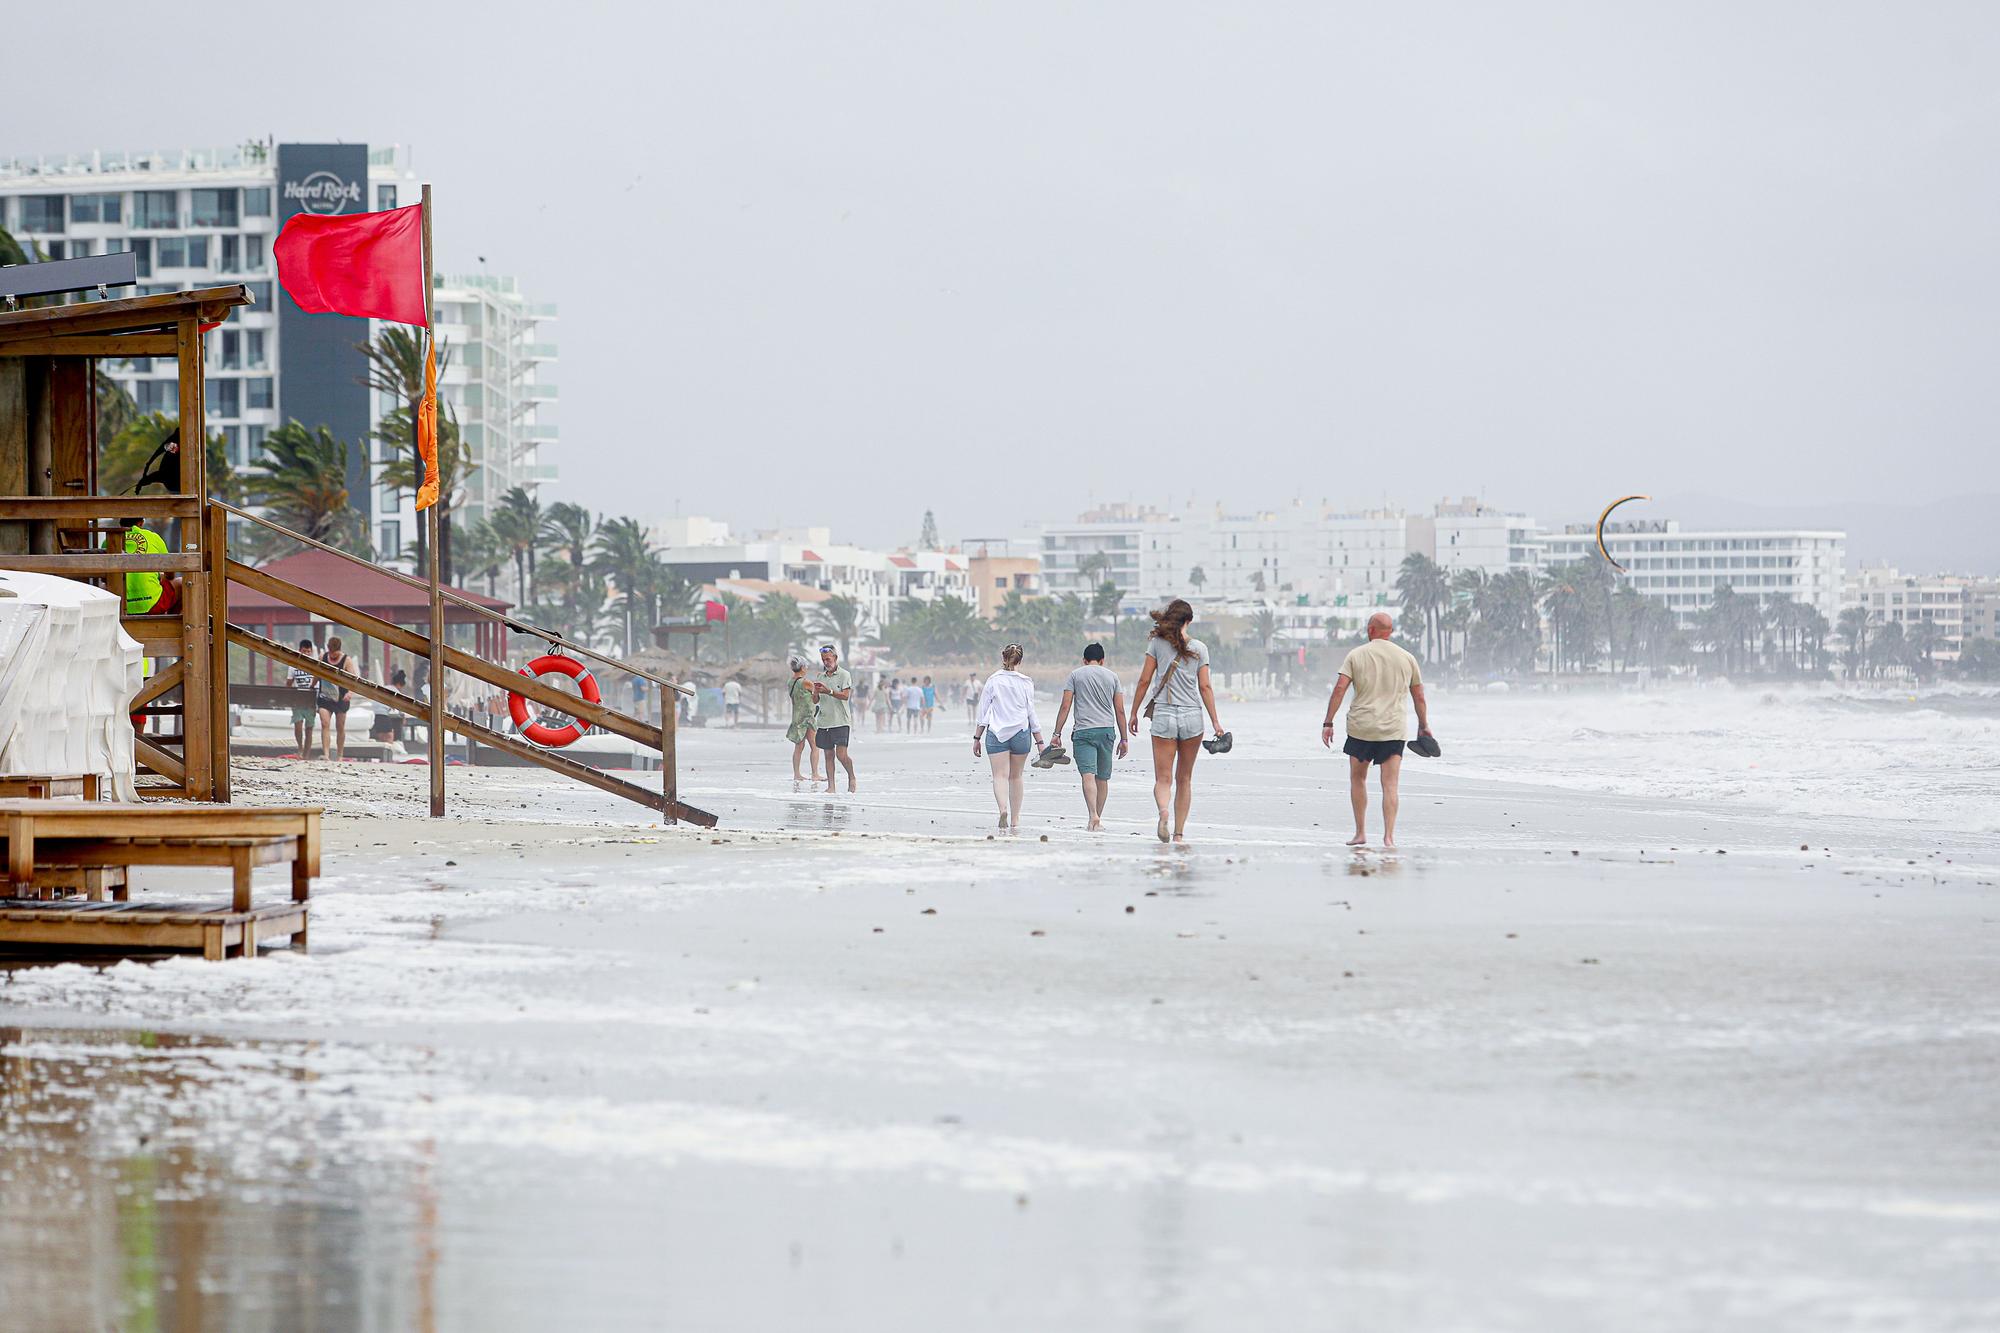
[422, 182, 446, 817]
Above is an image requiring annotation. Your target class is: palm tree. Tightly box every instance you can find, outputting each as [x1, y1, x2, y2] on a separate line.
[360, 326, 450, 568]
[1908, 617, 1942, 680]
[252, 421, 365, 552]
[1090, 580, 1122, 624]
[1395, 553, 1449, 664]
[543, 501, 596, 610]
[1188, 564, 1207, 595]
[590, 516, 659, 656]
[98, 413, 241, 504]
[1837, 606, 1871, 680]
[1076, 550, 1111, 595]
[759, 593, 807, 659]
[488, 486, 546, 606]
[0, 225, 28, 267]
[809, 594, 868, 661]
[453, 519, 508, 599]
[96, 369, 138, 448]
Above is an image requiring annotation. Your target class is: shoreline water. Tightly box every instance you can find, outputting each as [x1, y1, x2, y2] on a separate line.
[1, 693, 1995, 1330]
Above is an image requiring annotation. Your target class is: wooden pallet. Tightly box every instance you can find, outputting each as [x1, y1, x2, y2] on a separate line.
[0, 898, 307, 960]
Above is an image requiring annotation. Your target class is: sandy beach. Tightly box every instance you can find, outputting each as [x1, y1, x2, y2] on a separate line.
[2, 687, 1996, 1330]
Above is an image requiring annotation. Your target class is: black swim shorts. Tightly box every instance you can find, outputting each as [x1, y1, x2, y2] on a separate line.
[815, 725, 851, 750]
[1342, 736, 1405, 765]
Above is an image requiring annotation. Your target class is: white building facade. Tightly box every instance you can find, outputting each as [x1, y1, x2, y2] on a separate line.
[1844, 565, 1972, 659]
[1540, 521, 1846, 626]
[430, 273, 559, 531]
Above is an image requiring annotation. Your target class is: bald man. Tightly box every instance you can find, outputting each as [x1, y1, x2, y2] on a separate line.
[1321, 612, 1432, 848]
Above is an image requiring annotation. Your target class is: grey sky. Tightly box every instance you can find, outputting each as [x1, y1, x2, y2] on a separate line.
[17, 2, 1999, 550]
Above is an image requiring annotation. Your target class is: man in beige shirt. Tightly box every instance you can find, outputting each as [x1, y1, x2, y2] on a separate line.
[1321, 611, 1432, 848]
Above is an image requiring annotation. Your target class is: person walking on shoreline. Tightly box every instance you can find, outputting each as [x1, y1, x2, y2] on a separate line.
[810, 645, 857, 792]
[1049, 642, 1127, 831]
[1321, 611, 1432, 849]
[1127, 599, 1225, 844]
[974, 643, 1045, 832]
[786, 656, 823, 783]
[317, 636, 354, 762]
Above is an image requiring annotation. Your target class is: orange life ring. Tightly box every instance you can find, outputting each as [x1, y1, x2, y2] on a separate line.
[507, 654, 600, 747]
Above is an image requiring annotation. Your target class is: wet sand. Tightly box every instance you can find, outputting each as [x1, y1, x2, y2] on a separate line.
[2, 698, 1996, 1330]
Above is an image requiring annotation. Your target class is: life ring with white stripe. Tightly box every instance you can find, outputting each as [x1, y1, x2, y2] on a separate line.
[508, 654, 600, 747]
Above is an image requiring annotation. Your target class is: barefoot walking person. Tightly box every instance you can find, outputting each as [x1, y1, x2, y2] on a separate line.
[810, 644, 857, 792]
[317, 636, 354, 762]
[1127, 599, 1225, 844]
[289, 639, 319, 757]
[786, 656, 824, 783]
[1320, 611, 1432, 849]
[973, 643, 1045, 831]
[1048, 642, 1127, 831]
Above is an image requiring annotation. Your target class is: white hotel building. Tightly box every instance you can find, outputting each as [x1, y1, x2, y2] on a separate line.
[1538, 521, 1846, 625]
[0, 141, 556, 562]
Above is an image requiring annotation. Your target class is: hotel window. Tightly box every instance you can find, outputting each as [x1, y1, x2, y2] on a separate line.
[218, 426, 242, 466]
[156, 236, 188, 267]
[245, 424, 267, 456]
[207, 378, 241, 418]
[244, 234, 265, 269]
[246, 330, 267, 368]
[244, 281, 272, 309]
[380, 520, 401, 556]
[376, 184, 397, 210]
[136, 380, 177, 413]
[19, 195, 64, 232]
[70, 193, 121, 224]
[218, 234, 240, 273]
[191, 188, 238, 228]
[219, 331, 241, 368]
[134, 191, 177, 228]
[243, 187, 272, 217]
[185, 236, 209, 268]
[246, 377, 274, 410]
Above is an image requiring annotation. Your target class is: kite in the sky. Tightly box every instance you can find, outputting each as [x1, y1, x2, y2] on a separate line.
[1594, 494, 1650, 572]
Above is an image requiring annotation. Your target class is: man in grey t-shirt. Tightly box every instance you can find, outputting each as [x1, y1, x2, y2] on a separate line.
[1049, 642, 1127, 831]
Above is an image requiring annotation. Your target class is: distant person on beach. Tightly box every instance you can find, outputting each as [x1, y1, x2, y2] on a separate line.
[921, 676, 937, 733]
[974, 643, 1045, 832]
[723, 677, 743, 727]
[905, 678, 924, 732]
[1049, 642, 1127, 832]
[318, 636, 354, 762]
[1128, 599, 1226, 844]
[810, 644, 857, 792]
[887, 678, 903, 732]
[965, 672, 980, 723]
[1321, 611, 1432, 849]
[289, 639, 319, 756]
[786, 656, 823, 783]
[871, 677, 890, 732]
[370, 668, 409, 754]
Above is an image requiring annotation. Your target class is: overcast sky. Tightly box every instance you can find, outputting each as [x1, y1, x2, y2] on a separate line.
[16, 2, 1998, 549]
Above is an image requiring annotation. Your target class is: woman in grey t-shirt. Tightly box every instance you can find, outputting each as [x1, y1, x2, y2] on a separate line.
[1126, 598, 1226, 844]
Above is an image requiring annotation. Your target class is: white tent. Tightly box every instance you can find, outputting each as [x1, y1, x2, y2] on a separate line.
[0, 570, 142, 801]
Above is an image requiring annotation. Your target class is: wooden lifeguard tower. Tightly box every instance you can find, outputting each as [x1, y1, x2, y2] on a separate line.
[0, 260, 714, 826]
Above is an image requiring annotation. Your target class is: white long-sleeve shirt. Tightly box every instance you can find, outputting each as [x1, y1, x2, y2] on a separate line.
[976, 670, 1041, 742]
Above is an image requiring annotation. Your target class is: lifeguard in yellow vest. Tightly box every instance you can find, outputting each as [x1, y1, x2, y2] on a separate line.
[105, 520, 180, 616]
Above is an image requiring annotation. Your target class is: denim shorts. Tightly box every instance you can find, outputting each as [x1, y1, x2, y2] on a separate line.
[984, 728, 1033, 755]
[1072, 726, 1116, 779]
[1149, 703, 1204, 741]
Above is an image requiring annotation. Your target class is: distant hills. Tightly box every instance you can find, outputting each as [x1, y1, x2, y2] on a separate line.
[1647, 493, 1999, 577]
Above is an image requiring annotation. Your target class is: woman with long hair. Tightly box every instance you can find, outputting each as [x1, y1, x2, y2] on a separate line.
[1127, 599, 1225, 843]
[785, 656, 823, 783]
[973, 643, 1045, 832]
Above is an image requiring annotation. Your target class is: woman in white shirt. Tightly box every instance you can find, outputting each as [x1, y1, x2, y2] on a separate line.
[973, 643, 1045, 831]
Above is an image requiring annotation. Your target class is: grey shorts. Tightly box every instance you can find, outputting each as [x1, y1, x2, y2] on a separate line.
[1149, 703, 1204, 741]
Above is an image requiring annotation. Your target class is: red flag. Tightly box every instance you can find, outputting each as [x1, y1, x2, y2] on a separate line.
[415, 337, 439, 511]
[274, 205, 428, 327]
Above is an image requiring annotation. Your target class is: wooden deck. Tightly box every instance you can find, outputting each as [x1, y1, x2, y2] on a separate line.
[0, 774, 101, 800]
[0, 801, 319, 960]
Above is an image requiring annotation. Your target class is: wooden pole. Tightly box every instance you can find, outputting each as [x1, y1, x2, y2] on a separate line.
[422, 183, 445, 817]
[208, 499, 231, 801]
[659, 681, 678, 825]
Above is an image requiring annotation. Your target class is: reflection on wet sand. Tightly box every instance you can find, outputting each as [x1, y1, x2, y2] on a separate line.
[0, 1026, 438, 1330]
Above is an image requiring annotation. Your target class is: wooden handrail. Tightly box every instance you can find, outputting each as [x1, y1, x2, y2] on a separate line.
[211, 499, 689, 695]
[2, 553, 201, 574]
